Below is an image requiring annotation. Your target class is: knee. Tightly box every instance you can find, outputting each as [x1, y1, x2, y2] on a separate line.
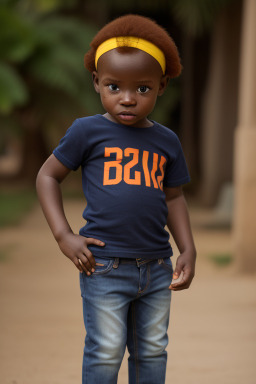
[144, 340, 167, 358]
[99, 337, 126, 364]
[128, 335, 168, 360]
[85, 333, 126, 366]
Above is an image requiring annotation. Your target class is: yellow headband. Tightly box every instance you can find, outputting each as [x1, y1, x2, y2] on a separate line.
[95, 36, 166, 74]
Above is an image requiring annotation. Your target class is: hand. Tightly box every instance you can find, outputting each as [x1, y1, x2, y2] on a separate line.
[57, 232, 105, 275]
[169, 250, 196, 291]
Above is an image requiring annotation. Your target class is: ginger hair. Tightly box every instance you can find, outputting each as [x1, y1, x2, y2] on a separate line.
[84, 14, 182, 78]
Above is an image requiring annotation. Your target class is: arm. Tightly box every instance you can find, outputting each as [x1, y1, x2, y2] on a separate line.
[36, 154, 105, 275]
[164, 186, 196, 290]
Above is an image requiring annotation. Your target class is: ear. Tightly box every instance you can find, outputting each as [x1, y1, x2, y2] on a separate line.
[92, 71, 100, 93]
[158, 75, 169, 96]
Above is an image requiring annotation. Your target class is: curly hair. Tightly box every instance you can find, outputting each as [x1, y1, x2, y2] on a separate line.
[84, 14, 182, 78]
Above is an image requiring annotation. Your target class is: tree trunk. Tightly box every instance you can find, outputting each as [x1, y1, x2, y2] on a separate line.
[17, 106, 49, 183]
[20, 128, 49, 182]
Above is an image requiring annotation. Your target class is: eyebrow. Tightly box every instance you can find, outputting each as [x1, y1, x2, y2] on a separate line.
[135, 80, 154, 84]
[103, 78, 121, 83]
[103, 78, 154, 84]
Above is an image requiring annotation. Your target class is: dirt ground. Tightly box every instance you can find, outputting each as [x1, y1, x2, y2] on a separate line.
[0, 199, 256, 384]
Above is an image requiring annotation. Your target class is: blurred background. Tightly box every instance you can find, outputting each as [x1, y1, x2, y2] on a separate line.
[0, 0, 242, 196]
[1, 0, 256, 267]
[0, 0, 255, 383]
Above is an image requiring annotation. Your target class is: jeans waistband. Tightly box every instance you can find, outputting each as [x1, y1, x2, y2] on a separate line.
[113, 257, 160, 268]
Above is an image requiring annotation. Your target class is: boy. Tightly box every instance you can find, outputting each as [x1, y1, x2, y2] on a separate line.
[36, 14, 196, 384]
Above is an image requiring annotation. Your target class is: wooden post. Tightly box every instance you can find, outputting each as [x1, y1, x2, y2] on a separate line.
[233, 0, 256, 272]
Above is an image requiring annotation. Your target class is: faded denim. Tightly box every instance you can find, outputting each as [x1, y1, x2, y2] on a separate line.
[79, 256, 173, 384]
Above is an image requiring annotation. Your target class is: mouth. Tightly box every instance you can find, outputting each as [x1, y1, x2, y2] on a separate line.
[117, 112, 136, 121]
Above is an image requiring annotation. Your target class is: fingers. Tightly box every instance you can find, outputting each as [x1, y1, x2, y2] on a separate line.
[172, 268, 182, 281]
[77, 255, 95, 275]
[169, 263, 183, 290]
[172, 258, 183, 279]
[85, 237, 105, 247]
[77, 237, 105, 275]
[59, 233, 106, 274]
[168, 253, 195, 291]
[76, 248, 96, 275]
[77, 258, 85, 273]
[74, 257, 83, 273]
[169, 269, 194, 291]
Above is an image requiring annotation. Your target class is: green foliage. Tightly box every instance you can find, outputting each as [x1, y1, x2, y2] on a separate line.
[0, 244, 16, 263]
[0, 248, 8, 262]
[208, 253, 233, 267]
[0, 62, 28, 113]
[16, 0, 76, 14]
[0, 189, 36, 227]
[0, 7, 37, 62]
[25, 16, 95, 98]
[0, 2, 99, 114]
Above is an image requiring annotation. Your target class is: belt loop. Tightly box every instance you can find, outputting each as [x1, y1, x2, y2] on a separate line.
[113, 258, 119, 269]
[136, 258, 142, 267]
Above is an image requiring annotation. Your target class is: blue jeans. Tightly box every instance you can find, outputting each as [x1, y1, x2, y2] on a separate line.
[79, 256, 173, 384]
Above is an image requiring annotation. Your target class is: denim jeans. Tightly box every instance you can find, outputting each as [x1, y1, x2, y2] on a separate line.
[79, 256, 173, 384]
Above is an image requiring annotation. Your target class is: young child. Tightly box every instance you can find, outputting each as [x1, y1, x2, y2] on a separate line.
[36, 14, 196, 384]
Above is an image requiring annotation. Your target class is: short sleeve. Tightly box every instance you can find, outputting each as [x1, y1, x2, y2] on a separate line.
[53, 119, 88, 170]
[163, 135, 190, 187]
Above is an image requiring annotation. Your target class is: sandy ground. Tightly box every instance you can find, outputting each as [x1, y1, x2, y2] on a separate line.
[0, 199, 256, 384]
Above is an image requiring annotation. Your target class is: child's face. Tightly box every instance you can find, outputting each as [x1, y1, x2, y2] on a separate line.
[93, 48, 169, 128]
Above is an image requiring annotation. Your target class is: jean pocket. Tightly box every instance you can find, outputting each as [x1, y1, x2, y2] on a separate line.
[158, 257, 173, 274]
[91, 256, 114, 275]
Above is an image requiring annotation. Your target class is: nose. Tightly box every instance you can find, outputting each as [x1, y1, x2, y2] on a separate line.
[120, 91, 136, 106]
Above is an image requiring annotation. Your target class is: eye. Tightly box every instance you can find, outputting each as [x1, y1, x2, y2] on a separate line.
[108, 84, 119, 92]
[137, 86, 150, 94]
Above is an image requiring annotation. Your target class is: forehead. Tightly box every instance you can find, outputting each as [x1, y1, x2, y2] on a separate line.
[97, 48, 163, 79]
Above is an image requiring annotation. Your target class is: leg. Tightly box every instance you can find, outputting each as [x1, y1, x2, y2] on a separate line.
[127, 258, 173, 384]
[79, 257, 130, 384]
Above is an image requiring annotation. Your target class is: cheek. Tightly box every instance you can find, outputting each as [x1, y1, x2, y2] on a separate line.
[101, 93, 110, 105]
[98, 88, 107, 102]
[142, 95, 158, 111]
[100, 93, 116, 111]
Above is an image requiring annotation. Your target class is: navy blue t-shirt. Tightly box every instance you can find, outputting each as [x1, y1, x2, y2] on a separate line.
[53, 114, 190, 259]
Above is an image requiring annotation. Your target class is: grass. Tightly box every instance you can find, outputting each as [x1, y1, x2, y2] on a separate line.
[208, 253, 233, 267]
[0, 186, 84, 228]
[0, 248, 8, 262]
[0, 244, 16, 263]
[0, 189, 37, 227]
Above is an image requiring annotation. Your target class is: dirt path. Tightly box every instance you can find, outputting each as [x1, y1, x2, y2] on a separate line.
[0, 200, 255, 384]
